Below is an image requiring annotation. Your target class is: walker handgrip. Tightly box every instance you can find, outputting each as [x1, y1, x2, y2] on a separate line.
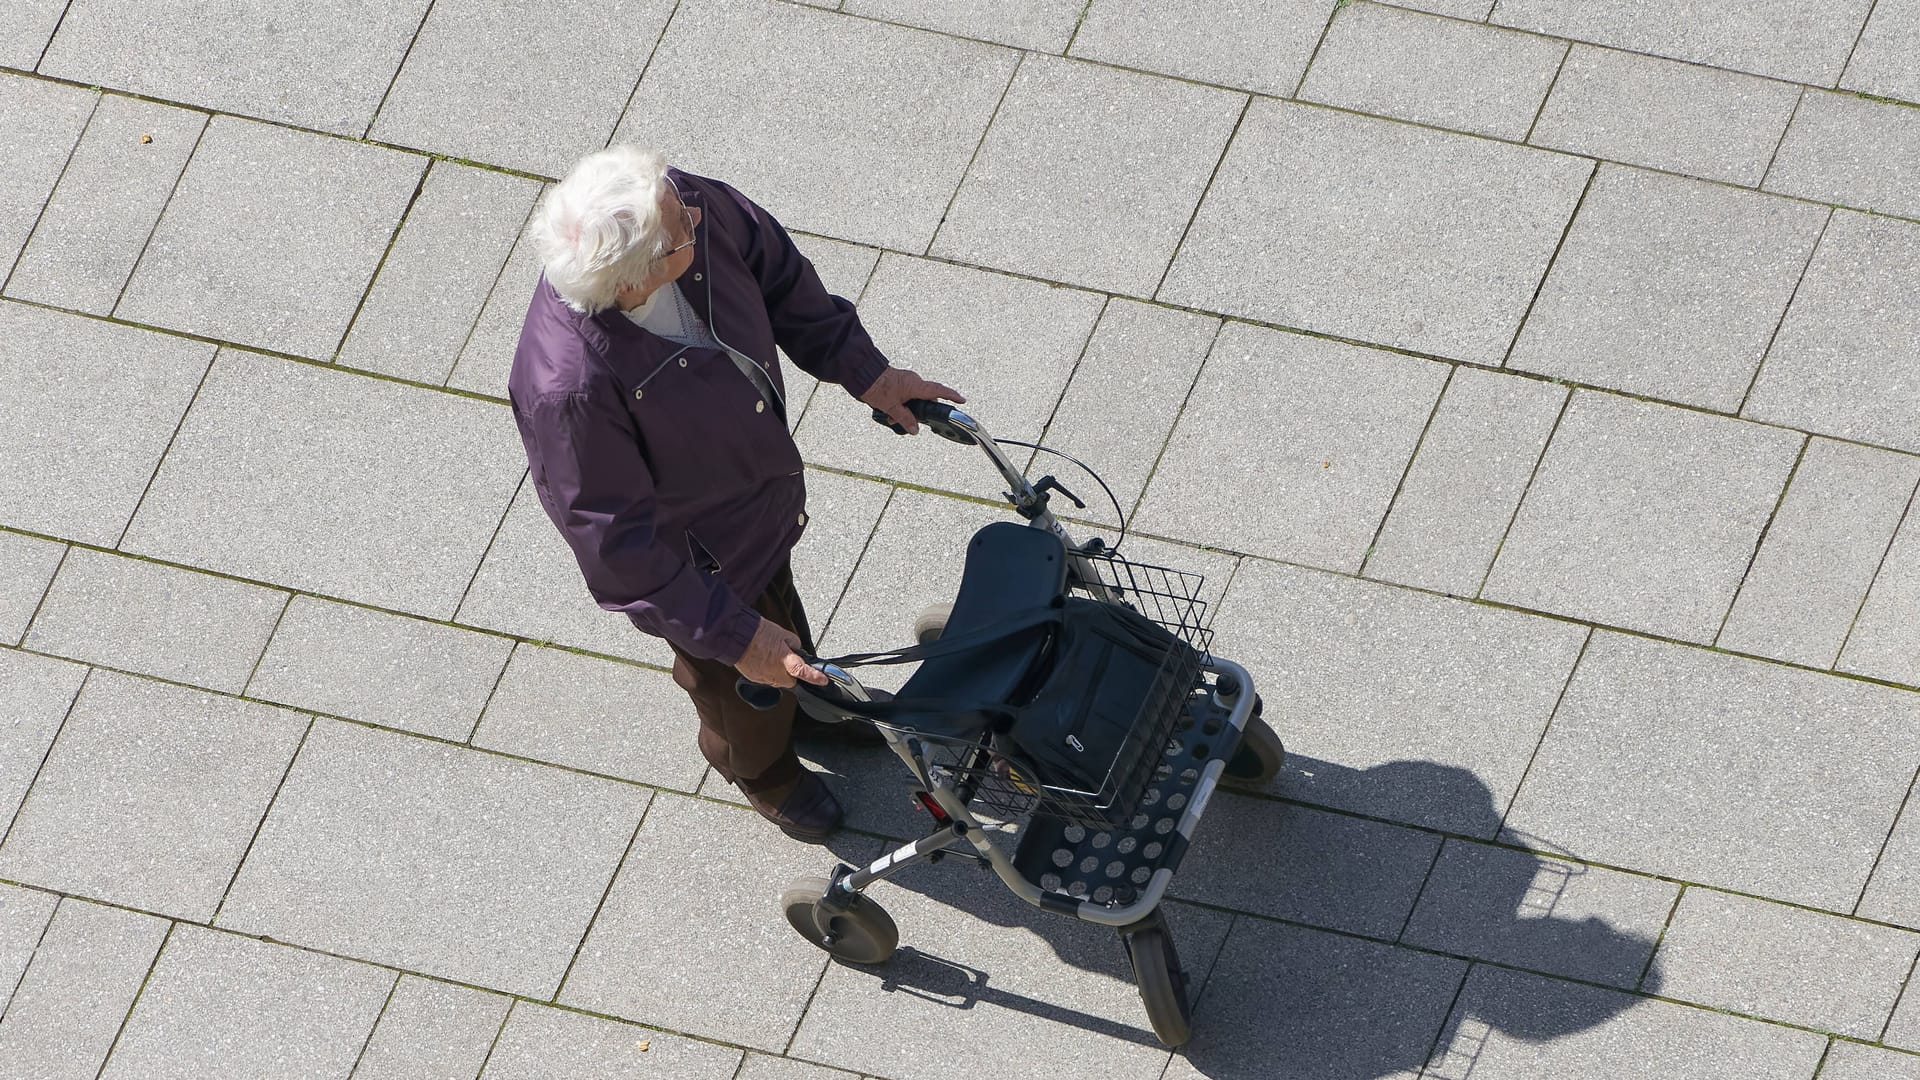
[869, 400, 975, 445]
[735, 678, 783, 711]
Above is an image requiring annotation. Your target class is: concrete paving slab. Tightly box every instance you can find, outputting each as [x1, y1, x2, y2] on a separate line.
[1653, 887, 1919, 1037]
[1893, 980, 1920, 1050]
[1365, 366, 1565, 596]
[473, 643, 707, 790]
[1483, 391, 1800, 642]
[1207, 559, 1584, 836]
[616, 0, 1017, 252]
[793, 256, 1103, 503]
[353, 976, 512, 1080]
[1136, 323, 1448, 572]
[1390, 0, 1497, 18]
[1858, 790, 1920, 929]
[100, 924, 391, 1080]
[1300, 2, 1565, 142]
[931, 56, 1244, 296]
[7, 95, 206, 315]
[0, 0, 64, 69]
[0, 883, 58, 1013]
[1823, 1043, 1920, 1080]
[0, 671, 306, 920]
[1843, 0, 1920, 106]
[1766, 91, 1920, 222]
[1508, 166, 1826, 411]
[249, 596, 513, 741]
[0, 302, 212, 547]
[1403, 839, 1676, 988]
[455, 485, 675, 668]
[0, 531, 63, 645]
[1166, 918, 1467, 1080]
[1173, 793, 1444, 939]
[40, 0, 424, 135]
[116, 117, 425, 360]
[446, 213, 542, 398]
[28, 548, 286, 694]
[1422, 963, 1827, 1080]
[1503, 632, 1920, 912]
[0, 74, 92, 281]
[1071, 0, 1331, 97]
[0, 650, 84, 841]
[338, 162, 540, 384]
[1489, 0, 1873, 85]
[1161, 100, 1591, 365]
[560, 794, 865, 1051]
[1529, 46, 1799, 187]
[844, 0, 1083, 51]
[0, 899, 168, 1080]
[1721, 439, 1920, 668]
[370, 0, 671, 177]
[779, 235, 881, 429]
[121, 351, 526, 620]
[790, 469, 893, 633]
[218, 719, 650, 998]
[737, 1053, 861, 1080]
[1746, 211, 1920, 456]
[480, 1002, 742, 1080]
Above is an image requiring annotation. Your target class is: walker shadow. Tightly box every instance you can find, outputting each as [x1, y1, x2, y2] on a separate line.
[808, 750, 1665, 1079]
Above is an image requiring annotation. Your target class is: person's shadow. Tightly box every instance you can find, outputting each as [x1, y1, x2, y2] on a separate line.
[804, 746, 1665, 1080]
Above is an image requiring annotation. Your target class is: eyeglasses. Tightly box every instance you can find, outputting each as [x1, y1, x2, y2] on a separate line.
[665, 204, 699, 256]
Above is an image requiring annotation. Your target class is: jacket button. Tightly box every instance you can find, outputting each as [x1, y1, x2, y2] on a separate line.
[633, 388, 644, 400]
[678, 357, 688, 367]
[755, 400, 765, 413]
[693, 273, 703, 282]
[798, 512, 807, 526]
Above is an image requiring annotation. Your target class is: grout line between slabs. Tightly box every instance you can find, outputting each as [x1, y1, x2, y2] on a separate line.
[1358, 364, 1456, 579]
[361, 0, 438, 140]
[0, 88, 100, 293]
[440, 193, 543, 387]
[465, 639, 520, 745]
[1738, 204, 1832, 417]
[103, 108, 211, 317]
[210, 715, 317, 922]
[239, 591, 298, 699]
[1123, 319, 1228, 530]
[1833, 463, 1920, 668]
[89, 921, 176, 1080]
[550, 798, 653, 1002]
[1636, 884, 1686, 991]
[1853, 764, 1920, 918]
[1711, 432, 1811, 648]
[1881, 951, 1920, 1043]
[923, 50, 1024, 258]
[1290, 0, 1346, 99]
[605, 0, 684, 151]
[1499, 158, 1598, 370]
[1835, 0, 1882, 91]
[30, 1, 74, 71]
[0, 895, 60, 1025]
[1061, 0, 1095, 55]
[1394, 839, 1450, 943]
[1150, 94, 1251, 302]
[343, 970, 404, 1080]
[471, 997, 518, 1078]
[1522, 40, 1573, 143]
[1811, 1038, 1835, 1078]
[15, 541, 74, 647]
[108, 344, 218, 552]
[329, 157, 435, 364]
[1495, 625, 1594, 835]
[453, 469, 529, 622]
[814, 485, 898, 646]
[1474, 382, 1573, 599]
[0, 665, 92, 854]
[1418, 960, 1477, 1076]
[1018, 294, 1112, 480]
[1758, 86, 1808, 191]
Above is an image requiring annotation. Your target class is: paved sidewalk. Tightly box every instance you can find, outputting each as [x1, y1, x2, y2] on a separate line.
[3, 0, 1920, 1077]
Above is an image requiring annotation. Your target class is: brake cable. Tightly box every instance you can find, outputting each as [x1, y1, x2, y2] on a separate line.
[990, 438, 1130, 555]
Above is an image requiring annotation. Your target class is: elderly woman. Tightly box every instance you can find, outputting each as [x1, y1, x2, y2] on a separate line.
[509, 145, 961, 840]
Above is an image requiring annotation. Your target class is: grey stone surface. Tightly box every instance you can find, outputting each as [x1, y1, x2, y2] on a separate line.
[117, 117, 425, 360]
[1823, 1043, 1920, 1080]
[0, 672, 307, 920]
[0, 899, 169, 1080]
[1503, 632, 1920, 911]
[0, 0, 65, 68]
[1746, 212, 1920, 456]
[1508, 167, 1826, 411]
[737, 1054, 860, 1080]
[1161, 100, 1591, 365]
[1174, 793, 1444, 938]
[445, 210, 543, 398]
[1390, 0, 1497, 17]
[0, 302, 213, 546]
[100, 924, 391, 1080]
[371, 0, 671, 177]
[791, 869, 1231, 1080]
[1530, 46, 1800, 187]
[0, 883, 57, 1013]
[0, 75, 92, 279]
[931, 56, 1243, 296]
[1403, 840, 1677, 988]
[1893, 980, 1920, 1050]
[0, 530, 63, 644]
[1365, 367, 1566, 596]
[0, 650, 84, 840]
[793, 256, 1104, 502]
[1137, 323, 1448, 572]
[474, 643, 707, 790]
[121, 351, 526, 619]
[617, 0, 1017, 252]
[1653, 887, 1919, 1037]
[1844, 0, 1920, 106]
[560, 795, 862, 1050]
[843, 0, 1083, 51]
[1859, 789, 1920, 928]
[1300, 2, 1566, 142]
[338, 162, 540, 384]
[1483, 391, 1800, 642]
[1034, 300, 1217, 526]
[41, 0, 424, 135]
[1072, 0, 1331, 96]
[1721, 438, 1920, 668]
[1164, 919, 1467, 1080]
[814, 486, 1009, 660]
[249, 596, 514, 740]
[27, 547, 287, 693]
[1766, 91, 1920, 221]
[1489, 0, 1874, 85]
[455, 483, 675, 668]
[480, 1002, 742, 1080]
[219, 719, 649, 998]
[7, 95, 206, 315]
[353, 976, 512, 1080]
[1208, 559, 1585, 835]
[790, 468, 893, 631]
[1423, 963, 1828, 1080]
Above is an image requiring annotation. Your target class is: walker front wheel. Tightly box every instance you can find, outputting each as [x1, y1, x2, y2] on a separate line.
[911, 603, 952, 645]
[782, 875, 898, 965]
[1123, 917, 1193, 1047]
[1222, 702, 1283, 788]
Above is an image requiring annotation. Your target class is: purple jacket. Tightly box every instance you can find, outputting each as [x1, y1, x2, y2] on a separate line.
[508, 170, 889, 664]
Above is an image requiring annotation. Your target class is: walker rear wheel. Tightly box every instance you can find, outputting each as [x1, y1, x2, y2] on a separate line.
[782, 875, 898, 965]
[1222, 700, 1283, 788]
[1123, 916, 1193, 1047]
[911, 603, 953, 646]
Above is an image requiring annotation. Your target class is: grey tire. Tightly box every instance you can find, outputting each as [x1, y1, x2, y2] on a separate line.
[781, 875, 899, 965]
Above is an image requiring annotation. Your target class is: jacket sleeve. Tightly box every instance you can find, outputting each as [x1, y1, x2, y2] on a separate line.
[711, 179, 890, 399]
[515, 386, 763, 664]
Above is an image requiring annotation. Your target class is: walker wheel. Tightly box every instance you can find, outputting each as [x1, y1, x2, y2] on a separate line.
[1123, 916, 1193, 1047]
[1222, 706, 1284, 788]
[781, 874, 898, 965]
[911, 603, 952, 646]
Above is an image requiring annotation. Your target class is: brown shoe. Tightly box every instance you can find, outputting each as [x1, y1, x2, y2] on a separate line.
[747, 769, 844, 842]
[793, 711, 887, 748]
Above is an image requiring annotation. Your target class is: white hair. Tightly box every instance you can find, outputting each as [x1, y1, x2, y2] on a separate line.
[531, 145, 674, 314]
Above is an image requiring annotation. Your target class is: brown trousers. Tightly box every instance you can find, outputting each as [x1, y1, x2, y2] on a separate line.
[669, 562, 814, 795]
